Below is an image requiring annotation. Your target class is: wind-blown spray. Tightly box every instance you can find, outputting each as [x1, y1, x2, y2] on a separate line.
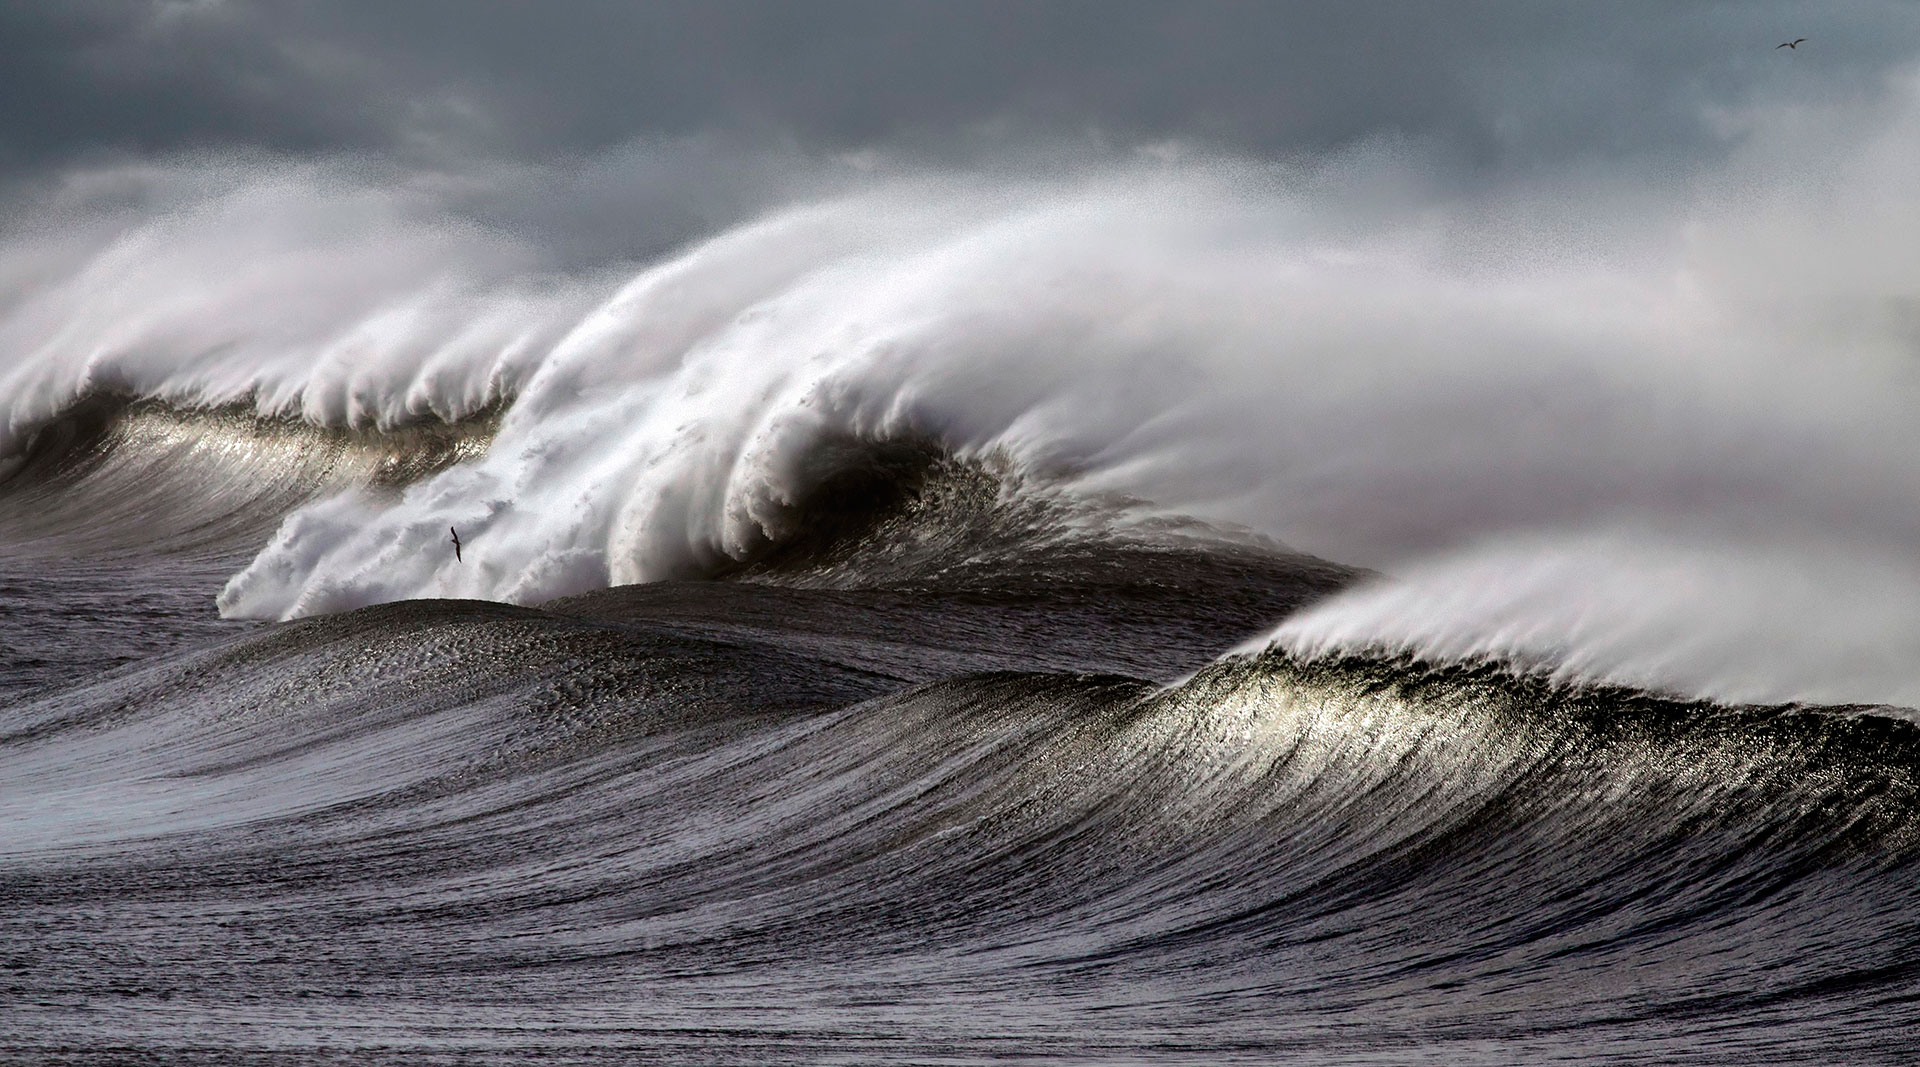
[3, 81, 1919, 706]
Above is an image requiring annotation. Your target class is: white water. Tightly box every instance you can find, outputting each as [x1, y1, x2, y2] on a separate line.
[4, 79, 1920, 705]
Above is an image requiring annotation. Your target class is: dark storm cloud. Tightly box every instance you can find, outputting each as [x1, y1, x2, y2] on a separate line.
[0, 2, 370, 167]
[3, 1, 1918, 178]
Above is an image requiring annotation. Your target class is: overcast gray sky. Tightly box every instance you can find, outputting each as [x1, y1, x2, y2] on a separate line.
[4, 0, 1918, 184]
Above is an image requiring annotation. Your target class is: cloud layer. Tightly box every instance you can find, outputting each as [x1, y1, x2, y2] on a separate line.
[5, 1, 1918, 186]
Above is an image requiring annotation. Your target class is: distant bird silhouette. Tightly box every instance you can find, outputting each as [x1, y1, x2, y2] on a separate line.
[1777, 38, 1806, 49]
[450, 526, 462, 562]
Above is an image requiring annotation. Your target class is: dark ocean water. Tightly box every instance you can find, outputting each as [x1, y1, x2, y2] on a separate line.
[4, 406, 1920, 1065]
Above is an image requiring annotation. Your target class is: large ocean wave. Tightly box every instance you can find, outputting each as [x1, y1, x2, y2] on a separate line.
[8, 115, 1920, 1057]
[5, 76, 1920, 706]
[6, 577, 1916, 1060]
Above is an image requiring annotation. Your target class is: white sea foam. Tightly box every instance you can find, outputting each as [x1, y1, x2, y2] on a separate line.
[1264, 534, 1920, 709]
[3, 79, 1919, 705]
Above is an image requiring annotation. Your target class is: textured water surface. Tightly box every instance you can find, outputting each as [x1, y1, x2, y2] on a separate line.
[4, 409, 1918, 1065]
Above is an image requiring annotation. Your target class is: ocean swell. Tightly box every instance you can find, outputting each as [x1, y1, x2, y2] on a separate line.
[7, 582, 1916, 1056]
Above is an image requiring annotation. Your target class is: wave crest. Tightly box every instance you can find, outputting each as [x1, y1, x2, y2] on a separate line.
[0, 397, 495, 553]
[6, 94, 1920, 705]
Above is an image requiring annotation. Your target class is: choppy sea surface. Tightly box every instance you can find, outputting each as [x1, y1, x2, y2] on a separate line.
[3, 402, 1918, 1066]
[9, 145, 1920, 1062]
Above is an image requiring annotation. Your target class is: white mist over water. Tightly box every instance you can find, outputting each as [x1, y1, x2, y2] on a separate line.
[0, 162, 601, 455]
[3, 79, 1920, 705]
[1267, 535, 1920, 710]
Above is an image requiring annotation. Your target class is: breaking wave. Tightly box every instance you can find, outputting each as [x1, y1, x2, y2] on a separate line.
[9, 98, 1920, 1058]
[4, 75, 1920, 705]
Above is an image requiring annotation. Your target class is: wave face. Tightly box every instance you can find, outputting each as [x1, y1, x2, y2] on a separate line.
[6, 83, 1920, 1063]
[4, 573, 1918, 1063]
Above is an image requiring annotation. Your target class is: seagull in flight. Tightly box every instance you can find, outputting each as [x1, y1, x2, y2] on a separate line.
[450, 526, 462, 562]
[1776, 38, 1807, 49]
